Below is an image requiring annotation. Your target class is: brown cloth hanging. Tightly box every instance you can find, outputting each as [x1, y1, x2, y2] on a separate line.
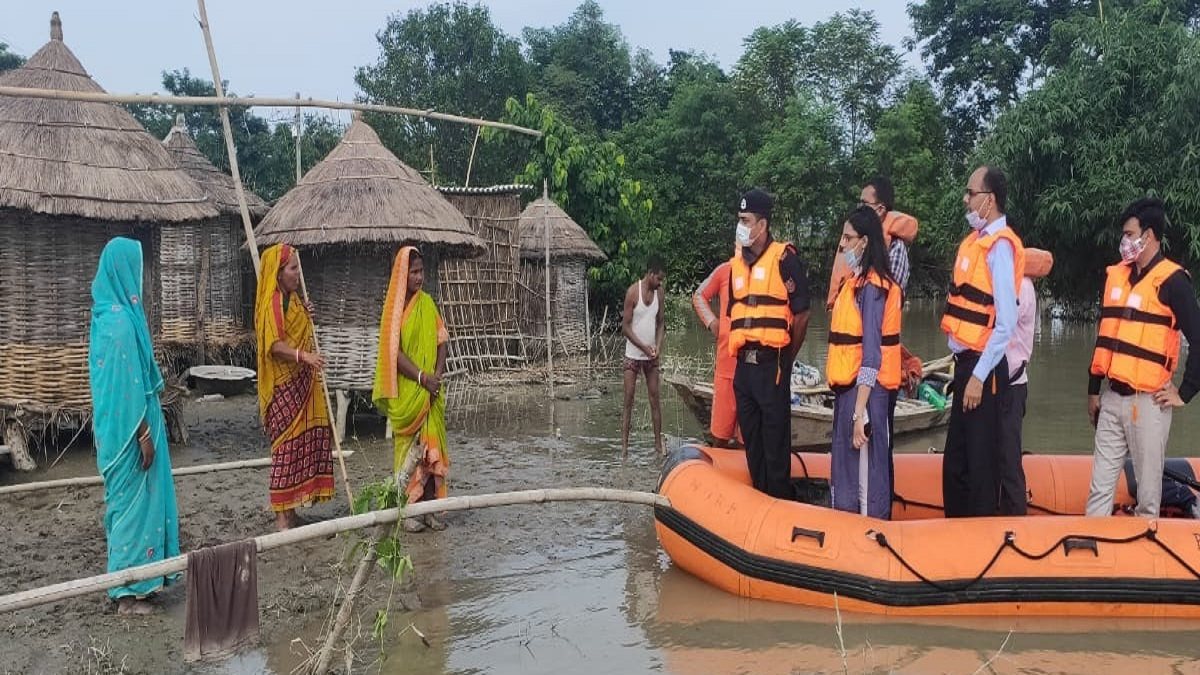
[183, 539, 260, 662]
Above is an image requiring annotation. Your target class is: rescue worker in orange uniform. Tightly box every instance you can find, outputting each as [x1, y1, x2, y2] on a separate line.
[1086, 198, 1200, 517]
[693, 259, 738, 446]
[941, 166, 1025, 517]
[728, 188, 811, 498]
[827, 206, 902, 518]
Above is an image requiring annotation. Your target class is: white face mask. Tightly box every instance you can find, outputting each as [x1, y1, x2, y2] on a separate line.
[966, 210, 988, 231]
[735, 222, 754, 246]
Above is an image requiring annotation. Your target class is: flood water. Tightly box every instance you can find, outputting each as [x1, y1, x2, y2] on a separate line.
[233, 300, 1200, 673]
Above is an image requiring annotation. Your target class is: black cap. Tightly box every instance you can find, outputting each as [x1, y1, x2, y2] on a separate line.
[739, 188, 772, 218]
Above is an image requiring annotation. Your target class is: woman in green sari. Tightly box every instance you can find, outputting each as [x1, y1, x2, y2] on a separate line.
[373, 246, 449, 533]
[88, 237, 181, 615]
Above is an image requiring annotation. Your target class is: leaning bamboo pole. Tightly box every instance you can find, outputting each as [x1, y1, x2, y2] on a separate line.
[543, 181, 554, 402]
[0, 488, 670, 614]
[0, 87, 542, 138]
[196, 0, 259, 275]
[0, 453, 355, 497]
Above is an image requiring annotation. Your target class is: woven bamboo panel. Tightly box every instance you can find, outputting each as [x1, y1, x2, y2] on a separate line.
[0, 343, 91, 411]
[519, 260, 590, 358]
[303, 247, 396, 391]
[437, 193, 526, 372]
[159, 221, 200, 343]
[157, 217, 248, 355]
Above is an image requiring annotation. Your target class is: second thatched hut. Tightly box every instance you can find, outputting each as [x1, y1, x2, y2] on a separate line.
[162, 114, 269, 364]
[254, 116, 484, 433]
[518, 197, 606, 359]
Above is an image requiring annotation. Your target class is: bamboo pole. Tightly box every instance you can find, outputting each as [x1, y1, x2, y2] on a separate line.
[0, 488, 670, 614]
[313, 523, 386, 675]
[543, 182, 554, 402]
[0, 87, 543, 138]
[464, 125, 481, 187]
[0, 453, 356, 497]
[296, 254, 355, 508]
[294, 92, 302, 183]
[195, 0, 260, 275]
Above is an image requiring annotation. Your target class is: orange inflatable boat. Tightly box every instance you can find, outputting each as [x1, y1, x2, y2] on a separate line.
[655, 446, 1200, 617]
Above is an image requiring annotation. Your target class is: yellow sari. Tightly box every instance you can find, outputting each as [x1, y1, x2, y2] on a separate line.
[372, 246, 449, 505]
[255, 244, 335, 512]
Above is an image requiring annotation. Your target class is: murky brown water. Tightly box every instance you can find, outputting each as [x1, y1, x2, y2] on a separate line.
[60, 299, 1198, 674]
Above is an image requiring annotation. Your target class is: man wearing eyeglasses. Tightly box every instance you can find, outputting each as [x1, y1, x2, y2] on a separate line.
[940, 166, 1026, 517]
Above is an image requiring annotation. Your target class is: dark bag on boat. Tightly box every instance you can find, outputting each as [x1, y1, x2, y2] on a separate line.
[1122, 458, 1198, 516]
[791, 477, 831, 507]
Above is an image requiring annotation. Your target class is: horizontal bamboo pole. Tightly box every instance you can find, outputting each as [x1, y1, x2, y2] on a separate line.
[0, 488, 669, 614]
[0, 85, 542, 137]
[0, 452, 355, 497]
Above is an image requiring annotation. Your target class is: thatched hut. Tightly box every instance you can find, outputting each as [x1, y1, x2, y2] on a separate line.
[0, 13, 218, 468]
[518, 197, 606, 358]
[254, 116, 484, 433]
[162, 114, 268, 362]
[435, 185, 531, 372]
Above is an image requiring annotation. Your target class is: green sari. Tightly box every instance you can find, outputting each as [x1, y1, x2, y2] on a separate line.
[372, 252, 448, 504]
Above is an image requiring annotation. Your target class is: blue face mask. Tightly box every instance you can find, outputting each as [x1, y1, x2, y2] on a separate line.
[842, 247, 860, 271]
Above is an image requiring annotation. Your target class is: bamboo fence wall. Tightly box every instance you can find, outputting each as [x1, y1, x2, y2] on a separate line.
[0, 213, 161, 423]
[436, 189, 527, 372]
[519, 259, 591, 360]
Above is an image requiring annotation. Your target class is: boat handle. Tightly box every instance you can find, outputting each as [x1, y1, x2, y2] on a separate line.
[791, 526, 826, 547]
[1063, 537, 1099, 557]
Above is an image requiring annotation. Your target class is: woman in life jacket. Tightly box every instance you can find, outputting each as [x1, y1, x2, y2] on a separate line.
[826, 206, 903, 518]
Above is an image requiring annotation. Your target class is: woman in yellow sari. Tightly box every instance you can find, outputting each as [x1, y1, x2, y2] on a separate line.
[255, 244, 335, 531]
[373, 246, 449, 533]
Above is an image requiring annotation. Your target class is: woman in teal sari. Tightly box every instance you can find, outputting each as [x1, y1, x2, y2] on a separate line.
[88, 237, 181, 615]
[373, 246, 449, 533]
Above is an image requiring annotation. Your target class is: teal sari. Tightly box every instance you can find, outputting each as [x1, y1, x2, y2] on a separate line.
[88, 238, 180, 600]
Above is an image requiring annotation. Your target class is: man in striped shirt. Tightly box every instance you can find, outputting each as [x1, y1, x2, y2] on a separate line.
[692, 260, 739, 445]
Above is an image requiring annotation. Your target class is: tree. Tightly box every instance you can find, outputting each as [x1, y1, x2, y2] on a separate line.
[496, 94, 655, 308]
[355, 2, 531, 187]
[975, 3, 1200, 300]
[0, 43, 24, 75]
[735, 11, 901, 153]
[128, 69, 342, 202]
[524, 1, 634, 134]
[907, 0, 1200, 155]
[617, 58, 760, 286]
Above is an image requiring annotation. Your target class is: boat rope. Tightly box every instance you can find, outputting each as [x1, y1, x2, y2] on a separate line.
[867, 526, 1200, 592]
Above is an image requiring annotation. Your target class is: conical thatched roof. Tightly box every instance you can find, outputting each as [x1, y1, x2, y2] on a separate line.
[255, 117, 484, 257]
[0, 13, 217, 222]
[519, 197, 606, 262]
[163, 114, 269, 219]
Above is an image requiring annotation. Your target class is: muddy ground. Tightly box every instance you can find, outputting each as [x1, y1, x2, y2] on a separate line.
[0, 378, 671, 675]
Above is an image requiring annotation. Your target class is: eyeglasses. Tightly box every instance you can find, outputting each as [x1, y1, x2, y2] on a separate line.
[858, 200, 883, 209]
[965, 189, 992, 198]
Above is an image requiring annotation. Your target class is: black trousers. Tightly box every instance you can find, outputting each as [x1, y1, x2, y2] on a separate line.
[734, 356, 793, 499]
[998, 383, 1028, 515]
[942, 352, 1008, 517]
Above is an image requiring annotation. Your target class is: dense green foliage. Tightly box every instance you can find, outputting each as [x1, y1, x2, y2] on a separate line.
[0, 43, 24, 75]
[8, 0, 1193, 308]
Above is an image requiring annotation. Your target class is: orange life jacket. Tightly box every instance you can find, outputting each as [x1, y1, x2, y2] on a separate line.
[826, 271, 903, 390]
[728, 241, 793, 355]
[1089, 259, 1184, 392]
[940, 227, 1026, 352]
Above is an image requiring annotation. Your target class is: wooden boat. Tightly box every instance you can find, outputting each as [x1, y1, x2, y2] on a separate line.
[665, 358, 952, 449]
[655, 445, 1200, 617]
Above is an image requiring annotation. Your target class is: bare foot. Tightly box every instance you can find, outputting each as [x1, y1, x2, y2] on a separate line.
[117, 598, 154, 616]
[425, 513, 447, 531]
[402, 517, 426, 533]
[275, 512, 292, 531]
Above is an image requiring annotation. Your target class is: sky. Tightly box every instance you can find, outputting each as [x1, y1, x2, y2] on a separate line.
[4, 1, 918, 124]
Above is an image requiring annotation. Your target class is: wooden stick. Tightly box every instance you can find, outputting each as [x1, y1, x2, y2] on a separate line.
[0, 87, 542, 138]
[296, 254, 355, 509]
[195, 0, 260, 275]
[294, 92, 302, 183]
[313, 523, 387, 675]
[464, 125, 481, 187]
[543, 181, 554, 401]
[0, 453, 355, 497]
[0, 488, 669, 614]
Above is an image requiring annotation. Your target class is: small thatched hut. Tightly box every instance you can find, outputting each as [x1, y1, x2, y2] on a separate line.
[518, 197, 606, 358]
[254, 116, 484, 431]
[162, 114, 268, 363]
[435, 185, 531, 372]
[0, 13, 218, 467]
